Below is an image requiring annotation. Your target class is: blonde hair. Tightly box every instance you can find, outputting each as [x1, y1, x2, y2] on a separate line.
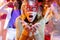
[20, 0, 43, 22]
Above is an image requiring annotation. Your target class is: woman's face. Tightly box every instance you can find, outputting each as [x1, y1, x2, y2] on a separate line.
[24, 1, 38, 22]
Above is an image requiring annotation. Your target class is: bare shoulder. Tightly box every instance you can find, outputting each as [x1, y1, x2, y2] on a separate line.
[16, 16, 21, 22]
[15, 16, 21, 27]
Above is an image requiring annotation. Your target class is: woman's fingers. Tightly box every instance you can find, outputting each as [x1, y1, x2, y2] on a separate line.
[31, 23, 40, 33]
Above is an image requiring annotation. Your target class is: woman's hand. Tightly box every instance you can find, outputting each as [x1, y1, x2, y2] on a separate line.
[21, 21, 31, 31]
[31, 23, 40, 33]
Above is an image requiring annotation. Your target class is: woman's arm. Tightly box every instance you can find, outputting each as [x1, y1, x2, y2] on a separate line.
[15, 17, 22, 40]
[44, 7, 53, 23]
[4, 8, 12, 29]
[0, 2, 9, 10]
[15, 16, 32, 40]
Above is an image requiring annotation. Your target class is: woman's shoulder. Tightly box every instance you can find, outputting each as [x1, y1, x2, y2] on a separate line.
[16, 16, 21, 20]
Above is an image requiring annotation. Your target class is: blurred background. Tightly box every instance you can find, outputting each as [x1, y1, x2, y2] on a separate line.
[0, 0, 60, 40]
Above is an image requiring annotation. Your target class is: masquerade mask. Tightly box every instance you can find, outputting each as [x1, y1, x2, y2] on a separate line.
[24, 0, 38, 22]
[26, 4, 38, 12]
[25, 0, 38, 12]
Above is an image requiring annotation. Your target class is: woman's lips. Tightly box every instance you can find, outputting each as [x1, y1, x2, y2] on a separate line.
[29, 15, 33, 18]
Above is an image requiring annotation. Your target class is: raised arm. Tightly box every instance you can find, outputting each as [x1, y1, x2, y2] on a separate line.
[44, 7, 53, 23]
[0, 2, 9, 10]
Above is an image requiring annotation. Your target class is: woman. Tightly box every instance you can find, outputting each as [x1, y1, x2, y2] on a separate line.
[15, 0, 52, 40]
[15, 0, 46, 40]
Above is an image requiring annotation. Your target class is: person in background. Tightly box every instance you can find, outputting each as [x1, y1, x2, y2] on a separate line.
[0, 0, 12, 40]
[8, 0, 22, 29]
[50, 0, 60, 40]
[43, 0, 54, 40]
[43, 0, 60, 40]
[5, 0, 22, 40]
